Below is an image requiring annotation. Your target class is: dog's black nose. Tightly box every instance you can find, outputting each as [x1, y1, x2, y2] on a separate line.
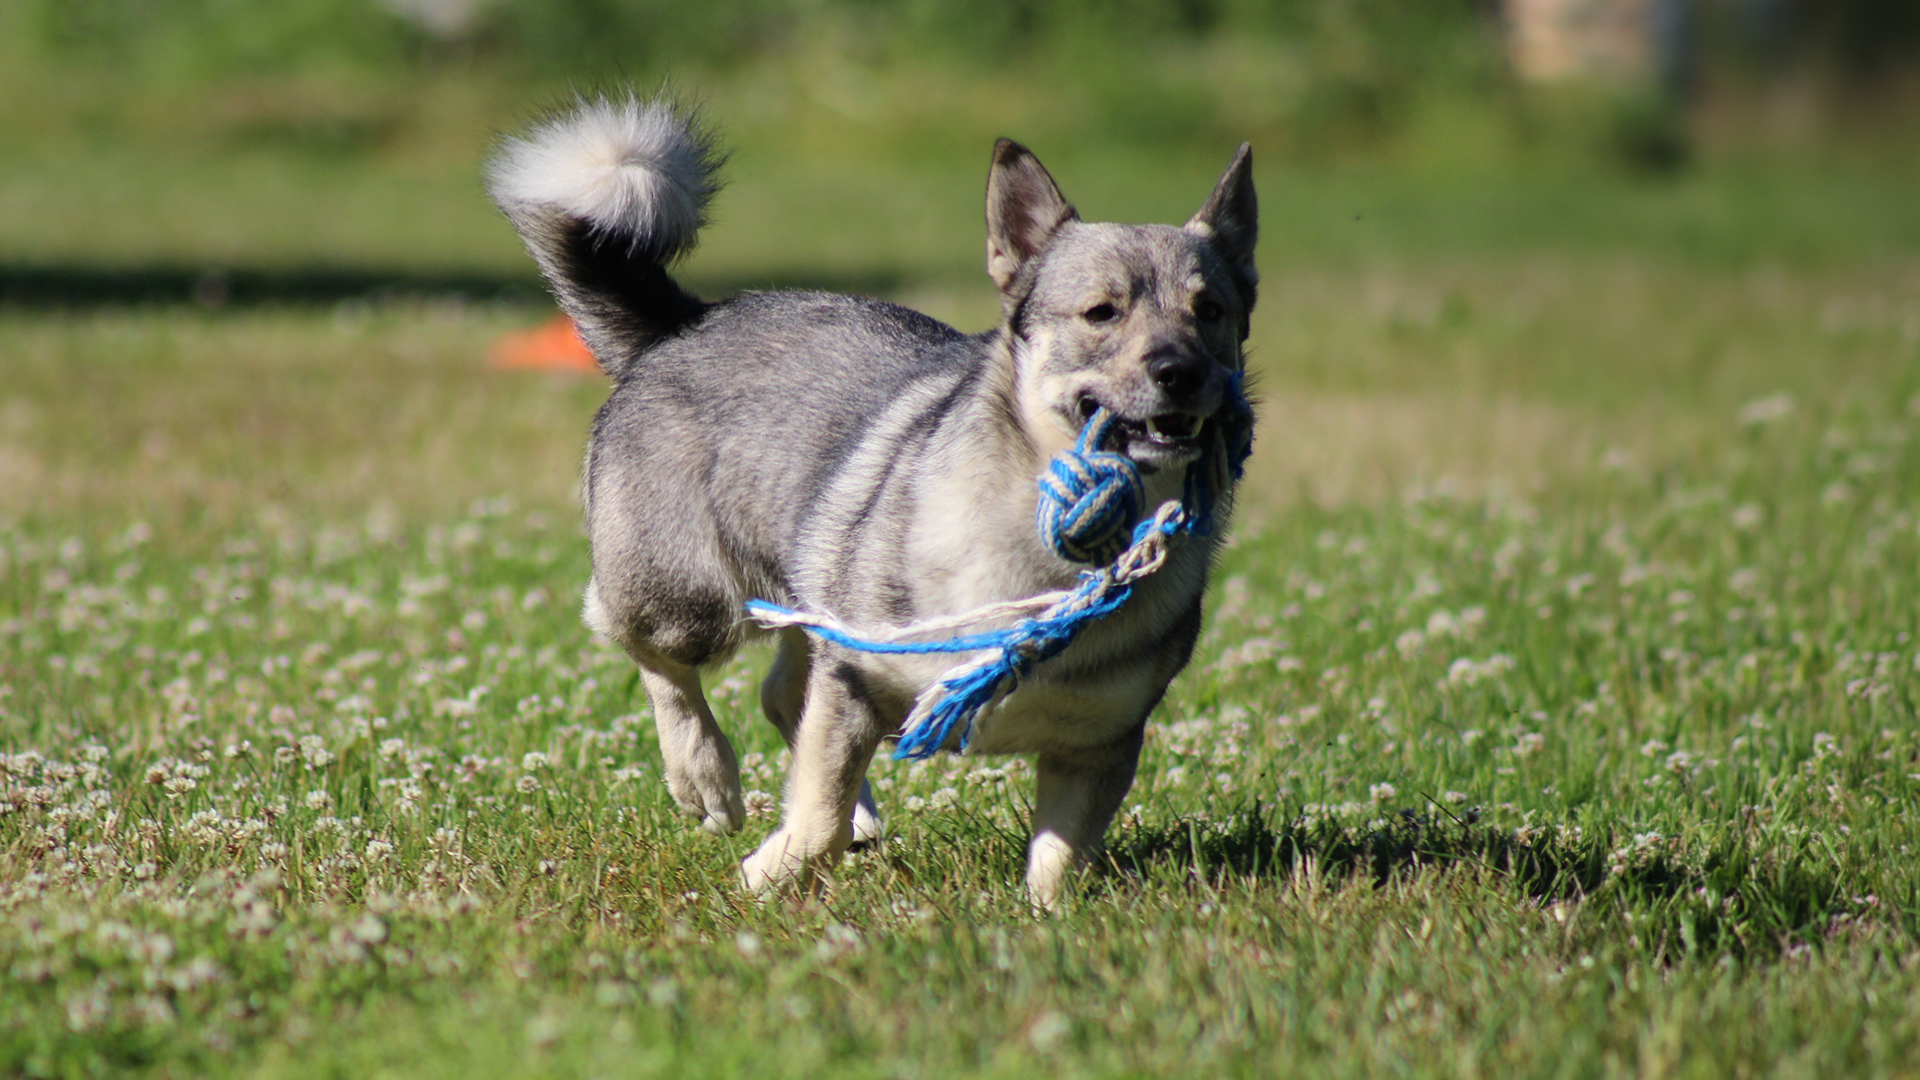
[1147, 348, 1208, 400]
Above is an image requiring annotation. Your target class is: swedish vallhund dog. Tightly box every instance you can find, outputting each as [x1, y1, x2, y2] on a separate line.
[487, 94, 1256, 906]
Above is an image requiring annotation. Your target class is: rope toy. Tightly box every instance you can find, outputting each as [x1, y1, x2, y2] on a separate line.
[1035, 412, 1145, 565]
[748, 374, 1253, 760]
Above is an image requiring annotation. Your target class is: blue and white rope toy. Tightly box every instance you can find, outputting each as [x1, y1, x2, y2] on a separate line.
[748, 377, 1254, 760]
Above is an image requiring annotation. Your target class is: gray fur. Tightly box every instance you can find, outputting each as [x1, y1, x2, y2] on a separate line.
[489, 95, 1257, 905]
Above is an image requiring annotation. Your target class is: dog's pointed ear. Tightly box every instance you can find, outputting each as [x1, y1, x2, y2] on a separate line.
[985, 139, 1078, 295]
[1187, 142, 1258, 295]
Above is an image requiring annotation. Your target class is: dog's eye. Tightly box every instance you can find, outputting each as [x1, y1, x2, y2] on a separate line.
[1082, 303, 1119, 325]
[1195, 299, 1224, 324]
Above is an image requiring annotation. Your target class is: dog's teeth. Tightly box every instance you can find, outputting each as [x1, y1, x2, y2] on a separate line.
[1146, 416, 1192, 442]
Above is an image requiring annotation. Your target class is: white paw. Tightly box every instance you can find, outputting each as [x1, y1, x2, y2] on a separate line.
[740, 830, 810, 896]
[1025, 830, 1077, 911]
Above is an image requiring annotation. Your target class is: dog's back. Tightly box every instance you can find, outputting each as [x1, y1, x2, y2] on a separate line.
[584, 289, 982, 667]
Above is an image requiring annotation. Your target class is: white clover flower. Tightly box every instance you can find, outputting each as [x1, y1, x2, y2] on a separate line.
[304, 790, 333, 811]
[299, 736, 333, 769]
[815, 923, 862, 961]
[167, 957, 224, 992]
[1369, 782, 1398, 803]
[347, 914, 387, 946]
[1737, 393, 1794, 426]
[1214, 637, 1281, 671]
[516, 776, 541, 794]
[646, 979, 679, 1008]
[521, 751, 550, 771]
[185, 810, 225, 845]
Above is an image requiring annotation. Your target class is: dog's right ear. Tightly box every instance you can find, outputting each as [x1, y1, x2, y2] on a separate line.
[985, 139, 1078, 297]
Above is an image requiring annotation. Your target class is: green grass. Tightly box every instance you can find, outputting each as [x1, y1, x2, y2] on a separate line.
[6, 44, 1920, 1079]
[4, 252, 1919, 1075]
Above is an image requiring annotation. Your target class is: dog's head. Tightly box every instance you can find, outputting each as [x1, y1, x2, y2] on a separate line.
[986, 140, 1256, 474]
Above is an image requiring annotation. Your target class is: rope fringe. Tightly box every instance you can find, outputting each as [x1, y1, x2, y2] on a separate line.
[749, 375, 1253, 760]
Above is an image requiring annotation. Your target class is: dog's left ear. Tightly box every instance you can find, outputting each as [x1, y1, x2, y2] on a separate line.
[986, 139, 1079, 298]
[1186, 143, 1258, 314]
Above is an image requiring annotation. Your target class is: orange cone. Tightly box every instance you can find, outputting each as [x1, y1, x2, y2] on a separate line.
[490, 314, 599, 373]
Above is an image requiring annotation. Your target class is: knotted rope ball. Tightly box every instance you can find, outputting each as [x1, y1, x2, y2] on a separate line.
[1035, 410, 1146, 566]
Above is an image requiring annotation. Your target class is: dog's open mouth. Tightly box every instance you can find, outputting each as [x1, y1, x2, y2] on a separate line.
[1076, 397, 1207, 469]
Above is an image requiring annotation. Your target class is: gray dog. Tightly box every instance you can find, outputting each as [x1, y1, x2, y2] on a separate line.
[487, 96, 1256, 905]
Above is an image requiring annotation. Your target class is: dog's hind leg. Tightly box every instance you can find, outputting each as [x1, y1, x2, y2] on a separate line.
[637, 658, 746, 835]
[760, 631, 883, 846]
[757, 629, 810, 742]
[1026, 730, 1145, 909]
[742, 660, 886, 895]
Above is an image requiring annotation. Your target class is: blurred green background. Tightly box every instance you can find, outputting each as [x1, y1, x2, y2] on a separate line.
[1, 0, 1918, 527]
[3, 0, 1918, 294]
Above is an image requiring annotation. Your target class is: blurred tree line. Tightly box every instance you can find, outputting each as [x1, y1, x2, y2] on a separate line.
[5, 0, 1917, 174]
[16, 0, 1919, 84]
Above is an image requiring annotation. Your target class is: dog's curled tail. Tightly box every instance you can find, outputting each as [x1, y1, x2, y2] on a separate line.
[486, 95, 723, 374]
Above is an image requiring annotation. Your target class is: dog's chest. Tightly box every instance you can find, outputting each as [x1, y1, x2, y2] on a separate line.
[787, 372, 1215, 751]
[844, 536, 1210, 753]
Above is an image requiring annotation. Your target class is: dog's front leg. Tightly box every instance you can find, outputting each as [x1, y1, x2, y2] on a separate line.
[1027, 729, 1144, 909]
[741, 660, 885, 897]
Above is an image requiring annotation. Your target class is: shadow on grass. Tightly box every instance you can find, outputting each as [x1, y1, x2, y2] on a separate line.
[0, 262, 912, 309]
[1103, 800, 1871, 959]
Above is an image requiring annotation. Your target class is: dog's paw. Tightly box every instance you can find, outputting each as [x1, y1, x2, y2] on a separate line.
[1024, 831, 1079, 911]
[849, 780, 884, 848]
[740, 830, 812, 897]
[665, 768, 745, 836]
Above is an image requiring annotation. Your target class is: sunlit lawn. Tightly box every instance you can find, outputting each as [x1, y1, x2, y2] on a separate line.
[3, 74, 1920, 1075]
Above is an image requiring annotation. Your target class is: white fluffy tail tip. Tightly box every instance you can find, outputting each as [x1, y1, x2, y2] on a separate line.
[486, 96, 721, 259]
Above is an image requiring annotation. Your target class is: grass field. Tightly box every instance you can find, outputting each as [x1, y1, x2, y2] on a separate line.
[5, 49, 1920, 1078]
